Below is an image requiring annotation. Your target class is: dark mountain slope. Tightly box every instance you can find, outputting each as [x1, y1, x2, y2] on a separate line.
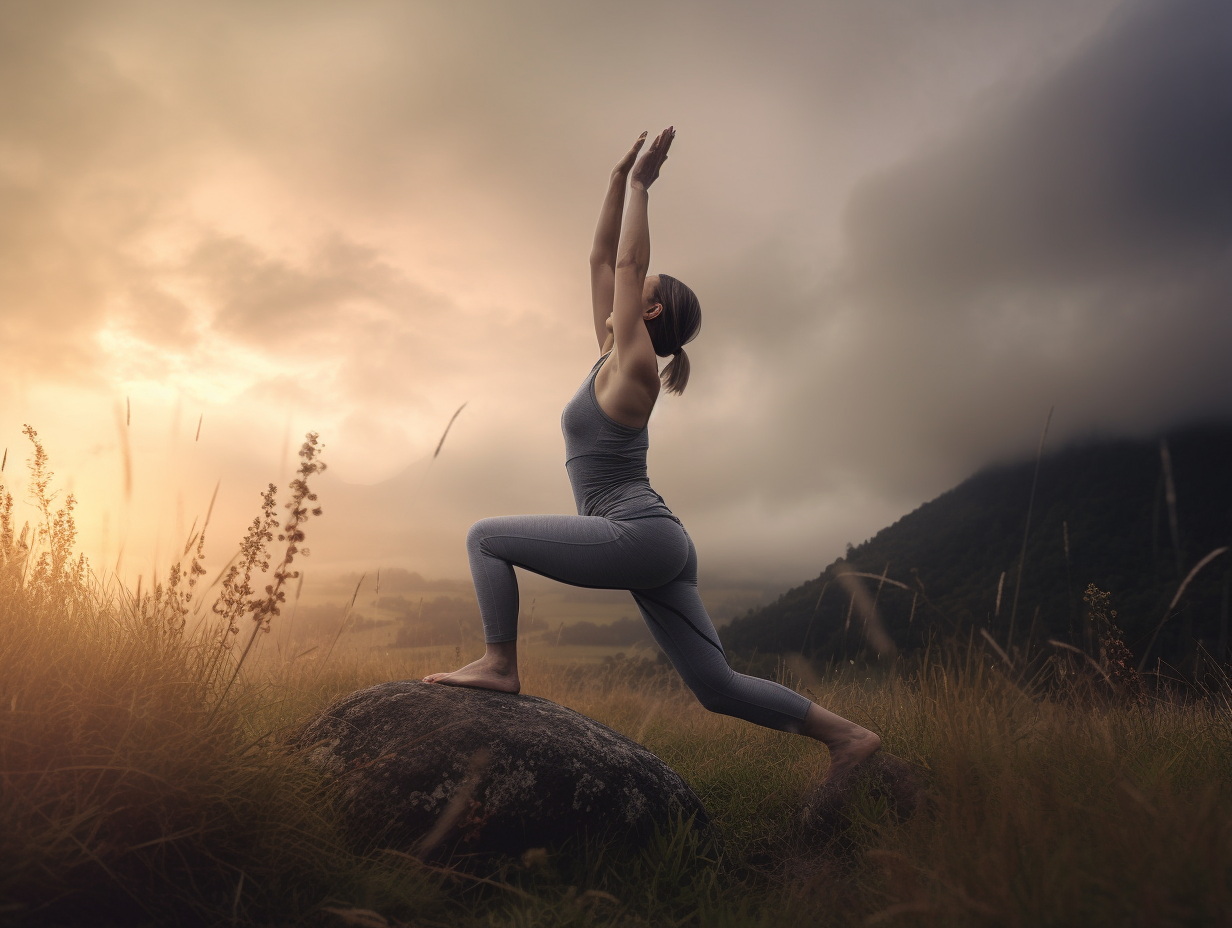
[720, 423, 1232, 671]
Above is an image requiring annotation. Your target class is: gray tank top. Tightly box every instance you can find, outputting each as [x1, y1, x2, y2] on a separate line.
[561, 352, 677, 522]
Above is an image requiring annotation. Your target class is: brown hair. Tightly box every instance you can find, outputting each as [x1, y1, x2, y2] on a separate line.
[645, 274, 702, 395]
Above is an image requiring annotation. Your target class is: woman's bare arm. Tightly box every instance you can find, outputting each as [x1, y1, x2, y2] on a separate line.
[601, 126, 675, 421]
[589, 133, 646, 351]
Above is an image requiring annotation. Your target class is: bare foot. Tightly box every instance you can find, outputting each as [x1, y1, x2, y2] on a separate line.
[801, 703, 882, 781]
[423, 652, 520, 694]
[824, 729, 882, 782]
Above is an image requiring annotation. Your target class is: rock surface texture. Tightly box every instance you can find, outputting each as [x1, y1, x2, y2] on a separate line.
[296, 680, 708, 861]
[797, 754, 928, 848]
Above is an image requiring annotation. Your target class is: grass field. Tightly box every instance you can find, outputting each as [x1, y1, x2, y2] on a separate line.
[3, 435, 1231, 926]
[5, 570, 1231, 927]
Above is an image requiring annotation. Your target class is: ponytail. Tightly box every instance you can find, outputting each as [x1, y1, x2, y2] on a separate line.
[660, 348, 691, 395]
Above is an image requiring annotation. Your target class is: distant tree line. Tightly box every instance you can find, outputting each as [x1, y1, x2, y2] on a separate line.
[389, 595, 483, 648]
[551, 615, 654, 647]
[720, 423, 1232, 679]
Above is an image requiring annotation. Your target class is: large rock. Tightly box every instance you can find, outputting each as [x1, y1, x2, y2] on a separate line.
[296, 680, 708, 861]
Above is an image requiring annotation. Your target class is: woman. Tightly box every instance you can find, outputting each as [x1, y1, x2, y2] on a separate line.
[425, 127, 881, 781]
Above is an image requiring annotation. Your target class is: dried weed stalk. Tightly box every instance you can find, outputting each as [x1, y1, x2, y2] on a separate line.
[1083, 583, 1142, 700]
[212, 433, 326, 714]
[17, 426, 87, 599]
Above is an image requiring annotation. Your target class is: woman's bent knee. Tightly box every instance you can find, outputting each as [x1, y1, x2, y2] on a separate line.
[466, 517, 501, 552]
[695, 690, 731, 715]
[684, 666, 740, 715]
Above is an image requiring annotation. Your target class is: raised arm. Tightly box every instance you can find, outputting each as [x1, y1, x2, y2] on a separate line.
[608, 127, 675, 387]
[589, 133, 646, 351]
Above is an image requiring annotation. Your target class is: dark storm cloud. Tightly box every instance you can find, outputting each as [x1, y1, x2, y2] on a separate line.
[639, 0, 1232, 568]
[748, 0, 1228, 489]
[844, 0, 1232, 298]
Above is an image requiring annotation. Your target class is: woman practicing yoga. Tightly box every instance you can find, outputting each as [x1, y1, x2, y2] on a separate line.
[425, 127, 881, 780]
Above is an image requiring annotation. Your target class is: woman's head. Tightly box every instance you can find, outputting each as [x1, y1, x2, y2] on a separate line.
[643, 273, 701, 395]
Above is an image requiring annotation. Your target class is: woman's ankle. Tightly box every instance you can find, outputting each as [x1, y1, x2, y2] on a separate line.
[483, 640, 518, 672]
[802, 703, 872, 747]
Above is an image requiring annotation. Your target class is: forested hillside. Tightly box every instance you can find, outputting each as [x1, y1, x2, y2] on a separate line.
[720, 423, 1232, 673]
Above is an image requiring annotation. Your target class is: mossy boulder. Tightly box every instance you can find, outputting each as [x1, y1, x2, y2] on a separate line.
[296, 680, 708, 861]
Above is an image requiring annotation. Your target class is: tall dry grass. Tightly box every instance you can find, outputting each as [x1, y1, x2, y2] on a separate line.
[1, 429, 1230, 926]
[0, 430, 444, 926]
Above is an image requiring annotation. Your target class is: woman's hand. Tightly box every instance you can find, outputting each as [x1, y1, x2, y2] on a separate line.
[629, 126, 675, 190]
[611, 131, 648, 180]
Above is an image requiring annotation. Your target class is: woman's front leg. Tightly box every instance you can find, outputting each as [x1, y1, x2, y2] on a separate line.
[423, 515, 528, 692]
[423, 639, 520, 693]
[422, 513, 682, 692]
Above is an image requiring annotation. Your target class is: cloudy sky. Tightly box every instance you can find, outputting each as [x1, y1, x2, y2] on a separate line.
[1, 0, 1229, 609]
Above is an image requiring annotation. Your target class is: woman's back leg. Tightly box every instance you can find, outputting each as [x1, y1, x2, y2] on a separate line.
[631, 538, 881, 776]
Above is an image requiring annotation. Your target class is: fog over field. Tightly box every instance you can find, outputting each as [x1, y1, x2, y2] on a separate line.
[1, 0, 1229, 613]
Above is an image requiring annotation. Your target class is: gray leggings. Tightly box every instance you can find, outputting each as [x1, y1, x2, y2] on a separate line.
[466, 514, 813, 733]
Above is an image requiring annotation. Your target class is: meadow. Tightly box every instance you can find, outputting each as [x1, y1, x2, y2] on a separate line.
[2, 433, 1231, 927]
